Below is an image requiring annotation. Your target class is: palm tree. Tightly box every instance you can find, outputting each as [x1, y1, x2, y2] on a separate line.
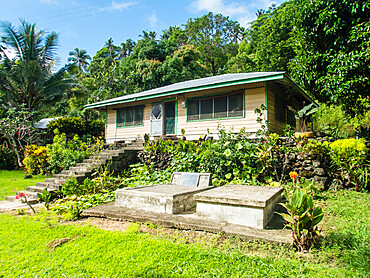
[105, 38, 116, 59]
[0, 20, 74, 110]
[125, 39, 135, 56]
[68, 48, 91, 72]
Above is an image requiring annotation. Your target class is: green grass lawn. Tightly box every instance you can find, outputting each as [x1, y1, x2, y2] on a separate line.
[0, 190, 369, 277]
[0, 170, 368, 277]
[0, 170, 48, 200]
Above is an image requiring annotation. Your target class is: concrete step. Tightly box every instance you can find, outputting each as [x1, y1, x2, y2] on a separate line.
[82, 158, 107, 164]
[6, 192, 39, 204]
[44, 178, 59, 184]
[124, 146, 144, 151]
[35, 181, 61, 189]
[69, 166, 89, 172]
[26, 186, 57, 193]
[100, 150, 125, 155]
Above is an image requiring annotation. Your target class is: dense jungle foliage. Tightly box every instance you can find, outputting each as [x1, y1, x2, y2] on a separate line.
[0, 0, 369, 120]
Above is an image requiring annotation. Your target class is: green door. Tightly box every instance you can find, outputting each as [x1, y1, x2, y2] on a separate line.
[165, 101, 176, 135]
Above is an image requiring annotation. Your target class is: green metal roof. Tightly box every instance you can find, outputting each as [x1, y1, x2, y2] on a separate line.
[85, 72, 312, 110]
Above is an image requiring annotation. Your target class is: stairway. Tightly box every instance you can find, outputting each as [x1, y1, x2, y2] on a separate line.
[4, 140, 144, 205]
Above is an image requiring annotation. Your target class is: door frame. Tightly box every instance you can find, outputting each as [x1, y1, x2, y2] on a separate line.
[150, 102, 163, 136]
[163, 99, 177, 135]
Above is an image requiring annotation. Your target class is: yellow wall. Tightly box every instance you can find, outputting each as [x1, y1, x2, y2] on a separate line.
[105, 82, 267, 142]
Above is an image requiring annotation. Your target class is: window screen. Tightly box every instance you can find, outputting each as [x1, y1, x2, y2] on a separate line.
[275, 92, 286, 123]
[187, 99, 199, 121]
[117, 110, 125, 127]
[228, 93, 243, 117]
[200, 99, 213, 120]
[187, 91, 244, 121]
[287, 109, 296, 127]
[117, 107, 144, 127]
[214, 96, 227, 118]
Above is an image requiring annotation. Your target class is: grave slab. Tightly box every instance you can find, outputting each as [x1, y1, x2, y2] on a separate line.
[194, 184, 283, 229]
[115, 172, 213, 214]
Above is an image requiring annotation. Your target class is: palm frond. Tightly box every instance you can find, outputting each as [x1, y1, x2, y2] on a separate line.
[0, 21, 23, 59]
[42, 31, 58, 66]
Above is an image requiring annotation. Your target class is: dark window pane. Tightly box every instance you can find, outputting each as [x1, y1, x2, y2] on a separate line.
[275, 92, 286, 123]
[125, 109, 133, 126]
[151, 104, 162, 119]
[187, 99, 199, 121]
[200, 99, 213, 120]
[228, 93, 243, 117]
[214, 96, 227, 118]
[287, 109, 296, 127]
[134, 108, 143, 126]
[117, 110, 124, 127]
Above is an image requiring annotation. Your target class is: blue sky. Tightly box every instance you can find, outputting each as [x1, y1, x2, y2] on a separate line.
[0, 0, 283, 67]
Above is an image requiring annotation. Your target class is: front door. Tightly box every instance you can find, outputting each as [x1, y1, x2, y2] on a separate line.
[164, 101, 176, 135]
[150, 103, 163, 136]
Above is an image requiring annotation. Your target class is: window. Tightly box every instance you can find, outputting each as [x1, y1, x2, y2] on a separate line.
[287, 109, 296, 127]
[117, 106, 144, 127]
[274, 92, 297, 127]
[275, 91, 287, 123]
[187, 91, 244, 121]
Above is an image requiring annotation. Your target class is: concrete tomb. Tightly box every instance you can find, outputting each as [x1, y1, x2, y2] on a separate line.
[194, 184, 283, 229]
[115, 172, 213, 214]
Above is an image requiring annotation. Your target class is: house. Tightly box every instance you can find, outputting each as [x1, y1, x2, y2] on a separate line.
[85, 72, 315, 143]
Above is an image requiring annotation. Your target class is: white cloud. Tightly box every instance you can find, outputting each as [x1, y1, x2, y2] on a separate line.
[147, 11, 158, 28]
[99, 1, 136, 12]
[191, 0, 247, 16]
[190, 0, 283, 26]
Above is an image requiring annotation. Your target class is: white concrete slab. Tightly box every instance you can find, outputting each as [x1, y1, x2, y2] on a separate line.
[194, 185, 283, 229]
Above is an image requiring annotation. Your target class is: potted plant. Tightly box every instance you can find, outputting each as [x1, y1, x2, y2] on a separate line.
[290, 103, 318, 138]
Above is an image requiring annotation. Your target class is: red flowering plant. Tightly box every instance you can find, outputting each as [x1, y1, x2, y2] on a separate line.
[15, 190, 36, 214]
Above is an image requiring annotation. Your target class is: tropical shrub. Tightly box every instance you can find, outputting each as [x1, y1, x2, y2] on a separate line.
[352, 110, 370, 143]
[121, 163, 172, 188]
[62, 164, 123, 196]
[0, 145, 17, 170]
[300, 140, 331, 164]
[330, 138, 368, 190]
[46, 117, 104, 138]
[46, 132, 103, 174]
[254, 133, 282, 182]
[313, 104, 355, 139]
[198, 129, 261, 185]
[280, 188, 324, 251]
[50, 192, 115, 220]
[22, 145, 49, 174]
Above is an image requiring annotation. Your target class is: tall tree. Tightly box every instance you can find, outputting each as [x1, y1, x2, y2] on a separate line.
[0, 20, 74, 110]
[227, 2, 298, 73]
[185, 12, 245, 75]
[289, 0, 370, 116]
[68, 48, 91, 72]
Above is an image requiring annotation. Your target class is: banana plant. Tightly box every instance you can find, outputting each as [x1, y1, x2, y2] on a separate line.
[279, 188, 324, 251]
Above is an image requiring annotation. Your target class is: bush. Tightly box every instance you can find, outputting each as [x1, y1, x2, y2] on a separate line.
[313, 104, 355, 139]
[62, 165, 123, 196]
[22, 145, 49, 174]
[0, 145, 17, 170]
[330, 138, 369, 190]
[50, 192, 114, 220]
[46, 132, 103, 174]
[198, 129, 261, 184]
[46, 117, 104, 138]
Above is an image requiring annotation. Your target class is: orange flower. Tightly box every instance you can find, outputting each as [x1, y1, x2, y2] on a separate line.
[289, 171, 299, 180]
